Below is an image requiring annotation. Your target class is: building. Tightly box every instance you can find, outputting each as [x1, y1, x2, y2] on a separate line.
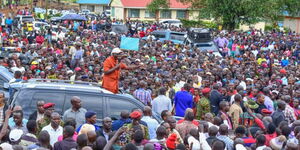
[110, 0, 198, 21]
[77, 0, 111, 13]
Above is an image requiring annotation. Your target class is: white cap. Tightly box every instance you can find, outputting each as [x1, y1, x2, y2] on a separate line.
[235, 144, 247, 150]
[111, 48, 122, 54]
[0, 143, 13, 150]
[9, 129, 23, 142]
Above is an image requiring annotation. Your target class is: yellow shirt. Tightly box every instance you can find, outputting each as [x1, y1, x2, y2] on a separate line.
[257, 58, 266, 65]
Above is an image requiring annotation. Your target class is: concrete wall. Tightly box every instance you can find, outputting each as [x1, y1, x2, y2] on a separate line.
[284, 17, 300, 33]
[239, 22, 266, 32]
[80, 4, 105, 13]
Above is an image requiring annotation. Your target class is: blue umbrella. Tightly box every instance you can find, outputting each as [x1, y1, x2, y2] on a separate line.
[60, 14, 87, 21]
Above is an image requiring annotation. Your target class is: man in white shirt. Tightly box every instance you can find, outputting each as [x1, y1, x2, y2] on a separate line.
[152, 87, 172, 115]
[42, 112, 63, 146]
[141, 106, 159, 139]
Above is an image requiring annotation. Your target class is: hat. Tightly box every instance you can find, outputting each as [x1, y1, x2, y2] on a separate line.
[67, 70, 73, 74]
[272, 90, 279, 95]
[166, 133, 177, 149]
[280, 69, 286, 74]
[270, 135, 286, 150]
[206, 72, 212, 75]
[246, 78, 253, 82]
[135, 59, 141, 62]
[261, 109, 272, 114]
[43, 103, 55, 109]
[111, 48, 122, 54]
[130, 111, 142, 119]
[31, 61, 38, 65]
[9, 129, 23, 142]
[78, 123, 96, 135]
[235, 144, 247, 150]
[202, 88, 211, 94]
[75, 67, 82, 72]
[85, 111, 96, 119]
[244, 100, 259, 109]
[0, 143, 13, 150]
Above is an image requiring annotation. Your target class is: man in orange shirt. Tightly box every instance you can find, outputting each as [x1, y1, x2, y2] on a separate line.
[102, 48, 140, 94]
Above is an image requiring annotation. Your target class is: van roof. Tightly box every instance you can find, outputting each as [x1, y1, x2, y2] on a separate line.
[11, 79, 113, 94]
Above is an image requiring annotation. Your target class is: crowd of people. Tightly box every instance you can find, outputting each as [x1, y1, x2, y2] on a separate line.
[0, 7, 299, 150]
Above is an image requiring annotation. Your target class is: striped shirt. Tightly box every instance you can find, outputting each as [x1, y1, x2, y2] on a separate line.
[133, 88, 152, 105]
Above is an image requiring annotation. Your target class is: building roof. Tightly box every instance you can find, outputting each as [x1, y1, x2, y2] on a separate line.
[120, 0, 190, 9]
[77, 0, 111, 5]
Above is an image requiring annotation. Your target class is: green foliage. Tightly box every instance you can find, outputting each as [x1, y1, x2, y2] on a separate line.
[180, 19, 217, 29]
[179, 0, 300, 31]
[147, 0, 169, 13]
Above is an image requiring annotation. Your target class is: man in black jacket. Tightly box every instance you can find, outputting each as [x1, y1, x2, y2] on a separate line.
[96, 117, 112, 142]
[29, 100, 45, 122]
[271, 100, 286, 127]
[210, 83, 222, 116]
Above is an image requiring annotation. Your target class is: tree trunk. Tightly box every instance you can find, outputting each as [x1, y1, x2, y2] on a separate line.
[155, 10, 159, 22]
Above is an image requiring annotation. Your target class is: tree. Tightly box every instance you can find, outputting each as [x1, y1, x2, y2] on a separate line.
[147, 0, 170, 21]
[179, 0, 300, 31]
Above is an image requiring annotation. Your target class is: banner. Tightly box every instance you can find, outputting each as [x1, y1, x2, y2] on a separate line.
[120, 37, 139, 51]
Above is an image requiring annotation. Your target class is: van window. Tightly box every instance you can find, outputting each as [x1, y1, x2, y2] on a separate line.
[107, 97, 140, 120]
[0, 75, 8, 88]
[152, 32, 166, 39]
[22, 16, 34, 22]
[65, 93, 103, 119]
[32, 91, 65, 114]
[14, 90, 36, 118]
[170, 33, 185, 41]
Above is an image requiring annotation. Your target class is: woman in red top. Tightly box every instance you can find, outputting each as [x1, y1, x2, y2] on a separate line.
[193, 88, 200, 115]
[293, 99, 300, 119]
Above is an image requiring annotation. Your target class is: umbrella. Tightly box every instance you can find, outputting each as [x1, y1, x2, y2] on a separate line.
[60, 14, 87, 21]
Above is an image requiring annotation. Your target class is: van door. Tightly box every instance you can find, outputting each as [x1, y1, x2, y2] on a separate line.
[105, 95, 142, 120]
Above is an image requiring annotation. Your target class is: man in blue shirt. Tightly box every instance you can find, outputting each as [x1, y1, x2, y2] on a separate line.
[112, 111, 131, 131]
[76, 111, 100, 133]
[173, 83, 193, 117]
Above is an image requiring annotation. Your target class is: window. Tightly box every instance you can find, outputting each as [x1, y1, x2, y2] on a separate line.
[86, 5, 95, 12]
[65, 93, 104, 120]
[170, 32, 185, 41]
[108, 97, 140, 120]
[128, 9, 140, 18]
[111, 7, 115, 17]
[32, 91, 65, 114]
[176, 10, 186, 19]
[152, 32, 166, 39]
[160, 10, 171, 19]
[0, 75, 7, 88]
[145, 10, 155, 18]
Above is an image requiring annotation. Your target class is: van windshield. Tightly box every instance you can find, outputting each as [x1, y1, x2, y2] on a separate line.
[22, 16, 34, 22]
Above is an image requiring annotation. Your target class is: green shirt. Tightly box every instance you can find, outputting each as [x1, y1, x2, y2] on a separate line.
[196, 97, 210, 120]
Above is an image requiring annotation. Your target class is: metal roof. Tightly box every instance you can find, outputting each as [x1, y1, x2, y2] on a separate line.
[77, 0, 111, 5]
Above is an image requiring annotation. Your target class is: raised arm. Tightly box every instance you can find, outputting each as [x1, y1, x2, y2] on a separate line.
[0, 108, 12, 140]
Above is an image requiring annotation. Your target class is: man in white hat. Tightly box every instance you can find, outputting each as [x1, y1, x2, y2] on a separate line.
[102, 48, 141, 93]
